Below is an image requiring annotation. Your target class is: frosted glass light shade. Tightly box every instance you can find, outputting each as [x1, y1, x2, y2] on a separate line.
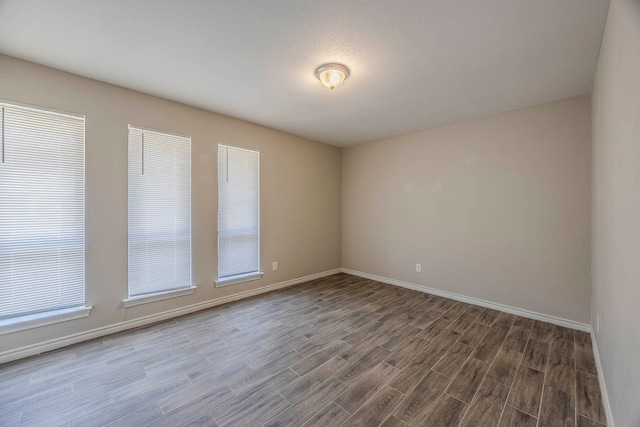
[316, 63, 350, 90]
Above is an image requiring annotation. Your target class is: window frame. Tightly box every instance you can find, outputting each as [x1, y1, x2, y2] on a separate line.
[125, 125, 194, 306]
[215, 144, 263, 287]
[0, 99, 91, 335]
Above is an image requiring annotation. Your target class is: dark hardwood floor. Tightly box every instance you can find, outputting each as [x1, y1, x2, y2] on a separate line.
[0, 273, 606, 426]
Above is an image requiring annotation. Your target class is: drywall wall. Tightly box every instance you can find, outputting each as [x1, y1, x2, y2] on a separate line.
[591, 0, 640, 424]
[342, 96, 591, 323]
[0, 54, 341, 354]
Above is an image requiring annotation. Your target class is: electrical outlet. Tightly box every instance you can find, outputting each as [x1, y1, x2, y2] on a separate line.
[416, 263, 422, 273]
[272, 261, 278, 271]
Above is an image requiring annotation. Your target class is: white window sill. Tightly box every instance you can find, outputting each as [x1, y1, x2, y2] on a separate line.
[0, 306, 92, 336]
[215, 271, 264, 287]
[123, 286, 197, 308]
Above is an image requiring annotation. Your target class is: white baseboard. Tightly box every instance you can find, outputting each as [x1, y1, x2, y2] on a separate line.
[341, 268, 591, 332]
[0, 268, 341, 365]
[590, 331, 615, 426]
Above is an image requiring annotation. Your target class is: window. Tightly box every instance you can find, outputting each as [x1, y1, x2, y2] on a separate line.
[216, 144, 261, 286]
[0, 101, 89, 333]
[126, 126, 193, 306]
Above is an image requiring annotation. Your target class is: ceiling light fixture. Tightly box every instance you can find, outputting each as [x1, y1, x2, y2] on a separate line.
[316, 63, 350, 90]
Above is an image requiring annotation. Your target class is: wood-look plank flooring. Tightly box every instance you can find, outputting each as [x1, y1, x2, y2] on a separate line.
[0, 273, 607, 426]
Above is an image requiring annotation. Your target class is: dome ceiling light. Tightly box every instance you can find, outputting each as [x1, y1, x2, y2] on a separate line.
[316, 63, 350, 90]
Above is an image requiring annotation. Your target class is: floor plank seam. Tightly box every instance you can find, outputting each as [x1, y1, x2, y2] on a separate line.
[500, 326, 532, 426]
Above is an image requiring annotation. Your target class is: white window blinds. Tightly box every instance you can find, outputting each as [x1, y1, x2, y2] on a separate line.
[128, 126, 191, 297]
[217, 145, 260, 281]
[0, 102, 85, 319]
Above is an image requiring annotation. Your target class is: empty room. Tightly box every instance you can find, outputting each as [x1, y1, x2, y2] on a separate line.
[0, 0, 638, 426]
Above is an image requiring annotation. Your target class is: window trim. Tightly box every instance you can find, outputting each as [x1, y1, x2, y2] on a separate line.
[0, 306, 91, 336]
[214, 271, 264, 288]
[216, 144, 262, 286]
[0, 98, 84, 119]
[123, 286, 197, 308]
[0, 99, 87, 322]
[126, 125, 193, 300]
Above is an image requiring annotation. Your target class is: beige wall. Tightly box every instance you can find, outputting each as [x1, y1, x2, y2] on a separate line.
[342, 96, 592, 323]
[0, 54, 341, 355]
[592, 0, 640, 425]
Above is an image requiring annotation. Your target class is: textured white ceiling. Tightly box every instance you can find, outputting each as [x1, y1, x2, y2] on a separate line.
[0, 0, 609, 147]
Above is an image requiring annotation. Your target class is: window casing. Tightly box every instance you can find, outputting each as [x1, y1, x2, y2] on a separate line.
[0, 101, 87, 327]
[216, 144, 261, 286]
[127, 126, 192, 304]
